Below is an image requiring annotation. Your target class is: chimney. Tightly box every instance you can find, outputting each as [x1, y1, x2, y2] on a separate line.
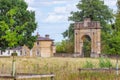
[45, 34, 49, 38]
[37, 32, 40, 37]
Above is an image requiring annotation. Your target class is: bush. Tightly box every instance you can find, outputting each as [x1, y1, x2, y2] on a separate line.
[56, 40, 74, 53]
[11, 52, 18, 56]
[83, 60, 94, 68]
[105, 58, 112, 68]
[99, 57, 112, 68]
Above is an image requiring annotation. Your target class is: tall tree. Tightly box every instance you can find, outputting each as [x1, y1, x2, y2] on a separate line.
[62, 0, 113, 53]
[104, 0, 120, 55]
[105, 0, 120, 75]
[0, 0, 37, 50]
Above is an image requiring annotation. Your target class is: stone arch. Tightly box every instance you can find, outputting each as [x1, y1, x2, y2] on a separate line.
[74, 18, 101, 57]
[81, 35, 91, 57]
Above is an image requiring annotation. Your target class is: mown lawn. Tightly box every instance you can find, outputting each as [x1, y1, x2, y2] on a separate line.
[0, 57, 119, 80]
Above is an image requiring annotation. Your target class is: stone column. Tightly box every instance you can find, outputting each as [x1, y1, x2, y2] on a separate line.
[74, 30, 77, 53]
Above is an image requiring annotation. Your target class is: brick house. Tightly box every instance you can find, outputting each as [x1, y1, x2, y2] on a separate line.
[0, 34, 56, 57]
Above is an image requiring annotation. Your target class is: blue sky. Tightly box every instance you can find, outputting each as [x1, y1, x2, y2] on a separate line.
[25, 0, 117, 42]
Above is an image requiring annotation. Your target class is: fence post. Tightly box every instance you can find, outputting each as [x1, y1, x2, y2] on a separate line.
[51, 76, 54, 80]
[51, 72, 55, 80]
[1, 64, 4, 74]
[14, 78, 16, 80]
[79, 68, 81, 73]
[12, 60, 16, 76]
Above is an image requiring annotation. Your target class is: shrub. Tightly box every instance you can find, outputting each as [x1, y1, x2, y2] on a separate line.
[99, 57, 105, 68]
[11, 52, 18, 56]
[105, 58, 112, 68]
[99, 57, 112, 68]
[83, 60, 94, 68]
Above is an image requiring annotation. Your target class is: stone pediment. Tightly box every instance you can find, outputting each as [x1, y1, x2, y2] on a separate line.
[74, 18, 101, 30]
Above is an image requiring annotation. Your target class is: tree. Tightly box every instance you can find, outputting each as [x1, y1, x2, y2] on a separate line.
[105, 0, 120, 75]
[62, 0, 113, 53]
[0, 0, 37, 50]
[56, 40, 74, 53]
[105, 0, 120, 55]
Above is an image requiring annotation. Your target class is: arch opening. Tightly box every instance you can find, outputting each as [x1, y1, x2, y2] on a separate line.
[82, 35, 91, 57]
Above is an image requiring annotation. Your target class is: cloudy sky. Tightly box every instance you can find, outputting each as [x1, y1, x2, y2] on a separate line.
[25, 0, 117, 42]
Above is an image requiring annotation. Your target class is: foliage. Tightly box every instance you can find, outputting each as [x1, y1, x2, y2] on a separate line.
[62, 23, 74, 53]
[56, 41, 66, 53]
[11, 52, 18, 56]
[103, 0, 120, 55]
[0, 0, 37, 50]
[62, 0, 113, 54]
[82, 36, 91, 57]
[79, 72, 117, 80]
[99, 58, 112, 68]
[83, 60, 94, 68]
[56, 40, 74, 53]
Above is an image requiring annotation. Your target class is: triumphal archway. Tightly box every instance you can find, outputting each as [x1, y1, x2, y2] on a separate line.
[74, 18, 101, 57]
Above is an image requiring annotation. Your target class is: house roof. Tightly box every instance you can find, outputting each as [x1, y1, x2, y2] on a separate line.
[9, 46, 22, 50]
[37, 36, 54, 41]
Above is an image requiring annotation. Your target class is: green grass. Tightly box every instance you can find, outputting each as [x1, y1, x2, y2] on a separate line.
[0, 57, 119, 80]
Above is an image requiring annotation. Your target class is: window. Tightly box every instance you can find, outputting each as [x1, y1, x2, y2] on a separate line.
[36, 50, 41, 56]
[20, 50, 22, 55]
[37, 41, 39, 45]
[37, 50, 39, 55]
[25, 51, 26, 56]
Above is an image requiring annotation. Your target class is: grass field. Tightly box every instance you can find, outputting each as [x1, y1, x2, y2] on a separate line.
[0, 57, 119, 80]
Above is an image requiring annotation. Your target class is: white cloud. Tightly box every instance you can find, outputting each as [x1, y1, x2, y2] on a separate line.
[27, 7, 36, 11]
[53, 3, 77, 14]
[54, 7, 67, 14]
[43, 2, 77, 23]
[104, 0, 117, 7]
[25, 0, 35, 5]
[44, 14, 67, 23]
[52, 1, 67, 4]
[39, 1, 67, 5]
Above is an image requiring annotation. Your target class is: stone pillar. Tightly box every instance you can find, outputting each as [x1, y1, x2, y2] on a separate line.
[74, 30, 77, 53]
[75, 30, 80, 54]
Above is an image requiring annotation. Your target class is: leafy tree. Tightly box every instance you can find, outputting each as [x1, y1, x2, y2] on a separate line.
[104, 0, 120, 55]
[56, 40, 74, 53]
[107, 0, 120, 74]
[56, 41, 66, 53]
[62, 23, 74, 53]
[62, 0, 113, 53]
[0, 0, 37, 50]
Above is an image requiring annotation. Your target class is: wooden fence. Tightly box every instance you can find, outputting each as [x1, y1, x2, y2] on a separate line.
[0, 73, 55, 80]
[78, 68, 120, 73]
